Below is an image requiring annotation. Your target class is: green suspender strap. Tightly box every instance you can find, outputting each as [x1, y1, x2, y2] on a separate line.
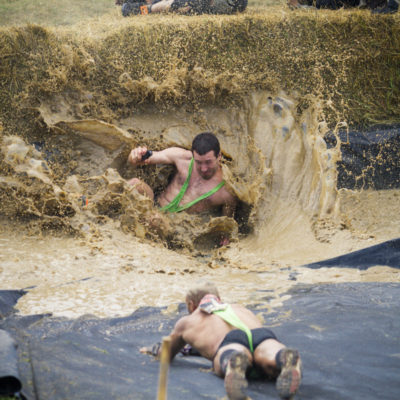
[160, 157, 226, 213]
[213, 305, 254, 353]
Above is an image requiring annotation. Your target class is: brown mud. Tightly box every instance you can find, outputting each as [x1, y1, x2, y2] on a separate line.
[0, 10, 399, 318]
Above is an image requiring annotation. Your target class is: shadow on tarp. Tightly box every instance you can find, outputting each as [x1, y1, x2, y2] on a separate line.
[1, 280, 400, 400]
[304, 238, 400, 270]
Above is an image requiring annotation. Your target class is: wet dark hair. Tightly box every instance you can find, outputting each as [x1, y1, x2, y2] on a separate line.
[191, 132, 220, 157]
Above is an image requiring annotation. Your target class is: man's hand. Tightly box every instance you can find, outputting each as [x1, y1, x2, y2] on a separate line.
[139, 346, 153, 355]
[140, 342, 162, 358]
[128, 147, 151, 166]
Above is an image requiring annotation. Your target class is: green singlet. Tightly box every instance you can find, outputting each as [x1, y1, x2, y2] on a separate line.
[160, 157, 225, 213]
[199, 294, 254, 353]
[213, 305, 254, 353]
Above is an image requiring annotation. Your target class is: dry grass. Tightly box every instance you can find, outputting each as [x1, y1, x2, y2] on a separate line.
[0, 0, 115, 27]
[0, 0, 282, 26]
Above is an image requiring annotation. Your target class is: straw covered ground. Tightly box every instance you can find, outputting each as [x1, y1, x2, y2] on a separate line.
[0, 0, 399, 141]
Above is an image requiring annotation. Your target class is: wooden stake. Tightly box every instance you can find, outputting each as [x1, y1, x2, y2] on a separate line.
[157, 336, 172, 400]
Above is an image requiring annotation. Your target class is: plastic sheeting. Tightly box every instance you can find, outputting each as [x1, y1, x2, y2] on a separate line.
[1, 279, 400, 399]
[324, 125, 400, 190]
[305, 238, 400, 269]
[0, 290, 25, 319]
[0, 329, 21, 396]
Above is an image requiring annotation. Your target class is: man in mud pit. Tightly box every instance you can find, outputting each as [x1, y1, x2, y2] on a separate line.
[116, 0, 247, 16]
[127, 132, 237, 238]
[140, 282, 302, 400]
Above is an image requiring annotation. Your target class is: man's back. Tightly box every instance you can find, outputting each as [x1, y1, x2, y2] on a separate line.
[142, 284, 302, 400]
[177, 304, 263, 360]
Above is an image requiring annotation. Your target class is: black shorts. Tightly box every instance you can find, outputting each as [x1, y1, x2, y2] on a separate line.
[218, 327, 277, 353]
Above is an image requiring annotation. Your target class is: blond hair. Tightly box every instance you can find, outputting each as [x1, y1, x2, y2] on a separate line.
[185, 281, 220, 307]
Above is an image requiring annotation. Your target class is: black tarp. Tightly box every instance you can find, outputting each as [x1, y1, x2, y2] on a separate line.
[1, 236, 400, 400]
[1, 282, 399, 400]
[305, 238, 400, 269]
[0, 291, 25, 319]
[324, 125, 400, 190]
[0, 329, 21, 396]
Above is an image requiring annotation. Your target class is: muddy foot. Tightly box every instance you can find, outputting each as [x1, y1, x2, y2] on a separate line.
[276, 349, 302, 400]
[224, 351, 250, 400]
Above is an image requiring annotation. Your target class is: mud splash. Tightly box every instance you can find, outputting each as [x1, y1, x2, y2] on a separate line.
[0, 13, 399, 318]
[1, 89, 399, 318]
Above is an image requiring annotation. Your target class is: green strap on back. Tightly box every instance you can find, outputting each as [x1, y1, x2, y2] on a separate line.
[160, 158, 225, 213]
[213, 305, 254, 353]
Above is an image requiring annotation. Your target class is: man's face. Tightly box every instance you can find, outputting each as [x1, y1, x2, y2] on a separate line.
[193, 150, 220, 180]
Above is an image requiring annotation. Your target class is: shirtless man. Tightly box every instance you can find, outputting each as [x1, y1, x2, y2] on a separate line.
[140, 282, 302, 400]
[127, 132, 237, 218]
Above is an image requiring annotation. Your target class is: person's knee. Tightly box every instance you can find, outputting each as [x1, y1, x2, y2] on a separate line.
[219, 349, 238, 376]
[216, 346, 252, 376]
[127, 178, 154, 200]
[253, 339, 285, 372]
[127, 177, 141, 187]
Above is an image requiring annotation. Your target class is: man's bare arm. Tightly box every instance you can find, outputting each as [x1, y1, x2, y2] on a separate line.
[139, 317, 187, 361]
[128, 146, 191, 167]
[168, 318, 187, 361]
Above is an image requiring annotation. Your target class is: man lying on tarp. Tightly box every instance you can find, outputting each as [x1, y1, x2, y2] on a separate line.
[116, 0, 247, 16]
[127, 132, 237, 244]
[140, 282, 302, 400]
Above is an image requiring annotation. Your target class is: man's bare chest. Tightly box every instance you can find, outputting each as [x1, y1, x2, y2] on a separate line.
[186, 176, 220, 197]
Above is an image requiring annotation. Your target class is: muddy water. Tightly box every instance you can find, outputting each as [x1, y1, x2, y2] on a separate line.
[1, 92, 399, 318]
